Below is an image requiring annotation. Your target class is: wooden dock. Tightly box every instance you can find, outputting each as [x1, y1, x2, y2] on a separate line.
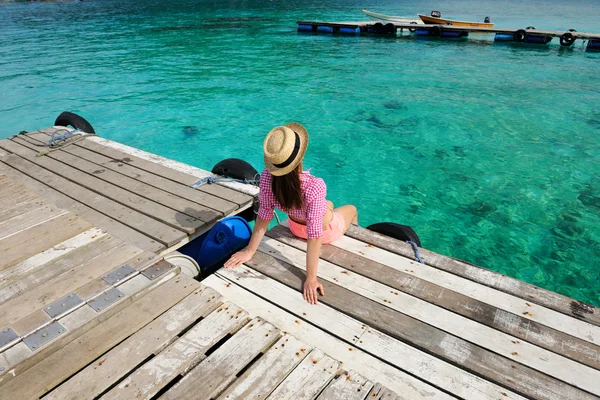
[297, 20, 600, 48]
[1, 126, 599, 399]
[0, 175, 405, 399]
[0, 128, 255, 255]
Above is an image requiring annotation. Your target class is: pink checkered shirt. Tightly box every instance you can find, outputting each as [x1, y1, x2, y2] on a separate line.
[257, 168, 328, 239]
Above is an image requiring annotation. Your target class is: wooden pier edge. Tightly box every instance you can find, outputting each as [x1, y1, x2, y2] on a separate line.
[296, 20, 600, 41]
[344, 225, 600, 326]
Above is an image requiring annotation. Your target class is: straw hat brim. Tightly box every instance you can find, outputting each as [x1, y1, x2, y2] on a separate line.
[264, 122, 309, 176]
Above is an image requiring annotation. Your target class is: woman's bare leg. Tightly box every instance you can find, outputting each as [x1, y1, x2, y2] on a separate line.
[334, 204, 358, 232]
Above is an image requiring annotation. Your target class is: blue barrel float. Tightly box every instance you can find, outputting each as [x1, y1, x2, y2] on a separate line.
[416, 27, 467, 38]
[441, 30, 468, 38]
[525, 35, 552, 44]
[316, 25, 334, 33]
[587, 40, 600, 51]
[494, 33, 515, 42]
[178, 216, 252, 277]
[339, 26, 360, 34]
[298, 24, 314, 32]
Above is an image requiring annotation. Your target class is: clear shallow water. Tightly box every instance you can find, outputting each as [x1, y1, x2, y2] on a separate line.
[1, 0, 599, 306]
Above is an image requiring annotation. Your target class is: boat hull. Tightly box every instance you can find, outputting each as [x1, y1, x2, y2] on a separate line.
[361, 9, 422, 24]
[418, 14, 494, 28]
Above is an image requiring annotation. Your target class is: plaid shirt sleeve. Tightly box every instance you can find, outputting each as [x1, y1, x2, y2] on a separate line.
[257, 169, 275, 221]
[304, 177, 327, 239]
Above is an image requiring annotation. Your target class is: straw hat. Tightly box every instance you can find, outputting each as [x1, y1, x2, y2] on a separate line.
[263, 122, 309, 176]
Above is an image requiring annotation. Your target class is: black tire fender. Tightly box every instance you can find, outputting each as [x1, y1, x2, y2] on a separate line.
[430, 25, 441, 37]
[385, 23, 395, 35]
[211, 158, 258, 181]
[560, 32, 575, 46]
[373, 22, 384, 34]
[513, 29, 526, 42]
[54, 111, 95, 134]
[366, 222, 421, 247]
[409, 21, 417, 33]
[212, 158, 259, 222]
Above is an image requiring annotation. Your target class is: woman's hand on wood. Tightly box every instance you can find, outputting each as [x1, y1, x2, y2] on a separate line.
[303, 279, 325, 305]
[224, 249, 253, 269]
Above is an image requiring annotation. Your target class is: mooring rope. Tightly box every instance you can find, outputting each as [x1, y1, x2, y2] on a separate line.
[47, 128, 81, 145]
[189, 173, 260, 189]
[14, 128, 97, 157]
[406, 240, 424, 264]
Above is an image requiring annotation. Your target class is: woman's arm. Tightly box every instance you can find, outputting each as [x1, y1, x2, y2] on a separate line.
[224, 216, 270, 268]
[304, 236, 325, 304]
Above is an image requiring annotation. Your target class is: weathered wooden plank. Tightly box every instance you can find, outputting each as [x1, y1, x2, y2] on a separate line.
[217, 335, 311, 400]
[0, 243, 143, 327]
[0, 213, 93, 270]
[0, 179, 50, 216]
[78, 138, 253, 206]
[20, 132, 230, 221]
[161, 317, 280, 400]
[9, 137, 204, 235]
[0, 181, 44, 222]
[266, 350, 339, 400]
[0, 175, 36, 201]
[0, 148, 8, 157]
[0, 270, 192, 399]
[0, 204, 67, 240]
[204, 274, 453, 400]
[0, 199, 42, 226]
[45, 281, 218, 400]
[0, 230, 113, 304]
[0, 256, 167, 385]
[0, 153, 182, 248]
[0, 162, 164, 253]
[346, 225, 600, 326]
[217, 264, 529, 400]
[268, 226, 600, 370]
[104, 302, 249, 400]
[0, 194, 42, 221]
[2, 223, 105, 284]
[59, 143, 239, 215]
[367, 384, 401, 400]
[0, 243, 144, 330]
[317, 371, 373, 400]
[330, 233, 600, 346]
[244, 249, 593, 400]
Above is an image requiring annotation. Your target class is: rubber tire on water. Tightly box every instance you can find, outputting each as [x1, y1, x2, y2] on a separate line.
[366, 222, 421, 247]
[513, 29, 526, 42]
[212, 158, 258, 181]
[385, 23, 395, 35]
[212, 158, 259, 223]
[560, 32, 575, 46]
[373, 22, 384, 34]
[430, 25, 441, 37]
[54, 111, 96, 134]
[409, 22, 417, 33]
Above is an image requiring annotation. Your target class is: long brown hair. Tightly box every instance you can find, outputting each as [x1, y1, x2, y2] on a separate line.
[272, 164, 303, 211]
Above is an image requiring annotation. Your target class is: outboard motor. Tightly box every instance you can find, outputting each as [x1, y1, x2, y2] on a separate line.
[430, 10, 441, 18]
[484, 16, 491, 23]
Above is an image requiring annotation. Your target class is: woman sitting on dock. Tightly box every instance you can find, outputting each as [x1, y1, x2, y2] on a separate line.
[224, 123, 358, 305]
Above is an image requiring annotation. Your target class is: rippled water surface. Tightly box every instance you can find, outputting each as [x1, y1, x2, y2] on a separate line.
[1, 0, 599, 305]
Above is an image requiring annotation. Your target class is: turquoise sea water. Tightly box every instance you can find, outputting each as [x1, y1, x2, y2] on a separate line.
[1, 0, 599, 306]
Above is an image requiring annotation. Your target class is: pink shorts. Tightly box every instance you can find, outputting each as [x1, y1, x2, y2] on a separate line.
[288, 211, 346, 244]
